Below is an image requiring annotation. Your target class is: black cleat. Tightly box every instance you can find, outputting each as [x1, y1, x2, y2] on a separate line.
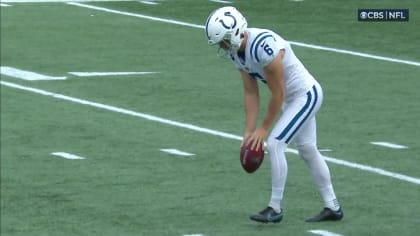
[250, 207, 283, 223]
[305, 207, 343, 222]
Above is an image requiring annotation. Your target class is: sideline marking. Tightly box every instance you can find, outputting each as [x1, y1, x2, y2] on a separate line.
[309, 230, 343, 236]
[51, 152, 85, 160]
[1, 3, 12, 6]
[370, 141, 408, 149]
[66, 2, 420, 67]
[69, 71, 160, 77]
[160, 149, 195, 157]
[2, 81, 420, 186]
[1, 66, 67, 81]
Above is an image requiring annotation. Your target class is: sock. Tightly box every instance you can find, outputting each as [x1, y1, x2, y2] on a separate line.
[269, 186, 283, 213]
[320, 185, 340, 211]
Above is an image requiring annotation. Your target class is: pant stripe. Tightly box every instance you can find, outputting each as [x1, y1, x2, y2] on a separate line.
[276, 85, 318, 144]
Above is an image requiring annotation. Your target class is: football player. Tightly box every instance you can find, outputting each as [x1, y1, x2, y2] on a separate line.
[205, 6, 343, 223]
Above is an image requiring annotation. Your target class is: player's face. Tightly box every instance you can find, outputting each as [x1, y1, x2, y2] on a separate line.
[218, 40, 231, 50]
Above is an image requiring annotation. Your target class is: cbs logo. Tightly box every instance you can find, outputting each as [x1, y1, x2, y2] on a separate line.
[359, 11, 384, 19]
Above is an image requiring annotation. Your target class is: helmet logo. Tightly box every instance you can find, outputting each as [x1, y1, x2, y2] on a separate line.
[219, 11, 237, 30]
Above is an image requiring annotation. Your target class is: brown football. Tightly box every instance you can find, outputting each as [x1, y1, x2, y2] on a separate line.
[240, 142, 264, 173]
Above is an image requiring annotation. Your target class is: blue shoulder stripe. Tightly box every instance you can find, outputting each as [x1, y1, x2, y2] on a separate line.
[250, 32, 275, 62]
[249, 32, 270, 60]
[253, 34, 274, 62]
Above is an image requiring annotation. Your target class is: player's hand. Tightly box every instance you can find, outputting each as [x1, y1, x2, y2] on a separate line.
[241, 133, 252, 148]
[247, 127, 268, 151]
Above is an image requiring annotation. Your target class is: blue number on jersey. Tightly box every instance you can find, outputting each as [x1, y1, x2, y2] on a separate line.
[261, 42, 274, 56]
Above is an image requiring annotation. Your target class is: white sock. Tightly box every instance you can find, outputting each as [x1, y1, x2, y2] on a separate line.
[320, 185, 340, 211]
[269, 186, 283, 213]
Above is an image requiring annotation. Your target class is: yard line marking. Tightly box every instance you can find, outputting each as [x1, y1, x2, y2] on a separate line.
[1, 0, 132, 2]
[2, 80, 420, 186]
[370, 141, 408, 149]
[51, 152, 85, 160]
[319, 148, 333, 152]
[160, 149, 195, 156]
[322, 155, 420, 185]
[308, 229, 343, 236]
[210, 0, 233, 4]
[290, 41, 420, 67]
[1, 3, 12, 6]
[1, 66, 67, 81]
[66, 2, 205, 29]
[66, 2, 420, 67]
[139, 1, 159, 5]
[68, 71, 160, 77]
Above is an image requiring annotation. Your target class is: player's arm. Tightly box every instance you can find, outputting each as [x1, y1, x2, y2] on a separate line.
[239, 69, 260, 147]
[260, 49, 285, 132]
[248, 49, 285, 150]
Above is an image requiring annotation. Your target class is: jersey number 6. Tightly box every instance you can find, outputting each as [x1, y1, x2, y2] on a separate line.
[262, 43, 274, 56]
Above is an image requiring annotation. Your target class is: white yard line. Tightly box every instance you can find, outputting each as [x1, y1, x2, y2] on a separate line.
[160, 149, 195, 157]
[0, 3, 12, 6]
[66, 2, 420, 67]
[209, 0, 233, 4]
[68, 71, 159, 77]
[1, 66, 67, 81]
[1, 0, 132, 2]
[309, 229, 343, 236]
[370, 142, 408, 149]
[51, 152, 85, 160]
[139, 1, 159, 5]
[66, 2, 205, 29]
[2, 80, 420, 186]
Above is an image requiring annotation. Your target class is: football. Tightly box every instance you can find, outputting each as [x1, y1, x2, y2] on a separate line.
[240, 141, 264, 173]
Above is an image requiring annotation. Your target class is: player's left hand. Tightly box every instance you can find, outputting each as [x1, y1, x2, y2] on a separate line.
[247, 127, 268, 151]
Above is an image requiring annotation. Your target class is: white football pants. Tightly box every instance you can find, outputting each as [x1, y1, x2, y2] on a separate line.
[265, 82, 338, 212]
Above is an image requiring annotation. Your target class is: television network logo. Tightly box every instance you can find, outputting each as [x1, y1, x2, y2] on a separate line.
[358, 9, 409, 21]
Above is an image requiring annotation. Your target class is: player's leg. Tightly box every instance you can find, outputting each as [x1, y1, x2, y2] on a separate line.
[294, 117, 343, 222]
[249, 132, 288, 223]
[250, 88, 313, 223]
[292, 84, 343, 222]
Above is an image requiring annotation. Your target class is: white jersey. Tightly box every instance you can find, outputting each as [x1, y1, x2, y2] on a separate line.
[230, 28, 317, 101]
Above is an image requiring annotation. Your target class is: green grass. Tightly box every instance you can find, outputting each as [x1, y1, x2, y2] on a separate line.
[1, 1, 420, 235]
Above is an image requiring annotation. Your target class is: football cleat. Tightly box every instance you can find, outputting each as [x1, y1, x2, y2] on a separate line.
[305, 207, 343, 222]
[250, 207, 283, 223]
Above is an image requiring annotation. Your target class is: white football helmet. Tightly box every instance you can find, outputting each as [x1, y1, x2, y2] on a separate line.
[205, 6, 248, 54]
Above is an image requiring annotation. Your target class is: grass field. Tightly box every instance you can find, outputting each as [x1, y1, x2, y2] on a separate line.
[1, 0, 420, 236]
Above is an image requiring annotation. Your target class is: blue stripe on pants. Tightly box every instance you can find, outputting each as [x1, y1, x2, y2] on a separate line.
[276, 85, 318, 144]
